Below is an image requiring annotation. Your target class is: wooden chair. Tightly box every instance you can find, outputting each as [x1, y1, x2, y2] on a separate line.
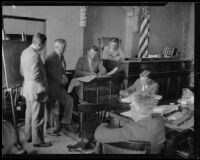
[67, 103, 108, 153]
[164, 128, 196, 158]
[175, 129, 195, 159]
[100, 141, 151, 154]
[98, 37, 122, 59]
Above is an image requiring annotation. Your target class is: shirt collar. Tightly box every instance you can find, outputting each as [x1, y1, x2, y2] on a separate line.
[30, 44, 38, 53]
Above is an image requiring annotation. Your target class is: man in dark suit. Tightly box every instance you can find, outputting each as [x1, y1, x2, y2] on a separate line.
[20, 33, 51, 147]
[120, 69, 159, 97]
[73, 46, 107, 102]
[74, 46, 107, 78]
[45, 39, 74, 135]
[94, 92, 166, 154]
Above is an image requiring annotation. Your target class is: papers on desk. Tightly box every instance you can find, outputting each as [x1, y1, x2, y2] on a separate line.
[101, 67, 118, 77]
[153, 105, 179, 115]
[67, 75, 96, 93]
[120, 110, 132, 119]
[67, 67, 118, 93]
[74, 75, 96, 82]
[165, 113, 194, 131]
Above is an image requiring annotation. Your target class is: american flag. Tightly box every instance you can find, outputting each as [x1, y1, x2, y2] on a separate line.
[138, 7, 150, 58]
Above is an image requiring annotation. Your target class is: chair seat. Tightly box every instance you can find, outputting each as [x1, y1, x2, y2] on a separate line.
[101, 141, 151, 154]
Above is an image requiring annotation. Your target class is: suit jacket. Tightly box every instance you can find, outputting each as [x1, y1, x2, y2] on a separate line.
[45, 51, 66, 96]
[74, 56, 107, 78]
[20, 46, 48, 102]
[94, 115, 166, 154]
[126, 78, 159, 95]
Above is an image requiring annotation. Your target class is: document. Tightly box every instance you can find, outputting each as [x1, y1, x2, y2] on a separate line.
[68, 67, 118, 93]
[100, 67, 118, 78]
[74, 75, 96, 82]
[120, 110, 132, 119]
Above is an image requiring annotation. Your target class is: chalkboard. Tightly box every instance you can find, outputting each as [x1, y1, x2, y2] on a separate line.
[2, 40, 31, 89]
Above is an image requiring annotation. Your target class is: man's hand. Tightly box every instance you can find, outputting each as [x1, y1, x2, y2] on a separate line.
[119, 90, 129, 98]
[61, 74, 68, 85]
[97, 72, 103, 77]
[115, 56, 121, 61]
[90, 72, 97, 76]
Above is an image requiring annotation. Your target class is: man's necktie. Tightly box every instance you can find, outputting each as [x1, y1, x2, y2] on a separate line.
[60, 55, 66, 72]
[88, 59, 94, 72]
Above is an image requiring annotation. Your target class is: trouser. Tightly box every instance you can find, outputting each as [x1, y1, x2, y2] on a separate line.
[46, 89, 74, 131]
[75, 84, 83, 101]
[25, 101, 45, 145]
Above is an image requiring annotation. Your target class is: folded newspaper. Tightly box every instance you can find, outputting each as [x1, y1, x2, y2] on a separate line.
[67, 67, 118, 93]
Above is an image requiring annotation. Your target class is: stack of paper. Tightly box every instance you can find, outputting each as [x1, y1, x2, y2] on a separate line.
[153, 105, 179, 115]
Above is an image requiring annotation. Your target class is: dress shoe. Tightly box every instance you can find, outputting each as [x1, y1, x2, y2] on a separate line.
[33, 142, 52, 148]
[49, 130, 60, 136]
[62, 123, 74, 132]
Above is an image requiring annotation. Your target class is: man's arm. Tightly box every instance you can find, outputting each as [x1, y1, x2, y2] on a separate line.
[30, 54, 43, 83]
[118, 48, 125, 60]
[97, 61, 107, 76]
[126, 80, 138, 93]
[150, 82, 159, 95]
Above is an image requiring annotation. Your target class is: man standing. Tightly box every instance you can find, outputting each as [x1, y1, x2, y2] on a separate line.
[45, 39, 74, 135]
[20, 33, 51, 147]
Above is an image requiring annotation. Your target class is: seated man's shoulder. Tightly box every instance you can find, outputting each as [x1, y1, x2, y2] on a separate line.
[77, 56, 85, 62]
[103, 45, 109, 51]
[149, 79, 159, 86]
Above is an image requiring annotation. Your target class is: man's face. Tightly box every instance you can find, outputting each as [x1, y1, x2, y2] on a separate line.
[109, 42, 118, 51]
[36, 42, 45, 52]
[88, 49, 97, 60]
[56, 44, 66, 55]
[140, 76, 149, 85]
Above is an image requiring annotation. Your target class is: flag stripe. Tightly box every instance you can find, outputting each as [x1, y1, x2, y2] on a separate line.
[138, 38, 148, 57]
[138, 8, 150, 58]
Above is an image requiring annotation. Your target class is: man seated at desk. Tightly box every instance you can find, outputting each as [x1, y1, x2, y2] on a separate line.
[74, 46, 107, 103]
[120, 69, 159, 97]
[102, 38, 124, 61]
[94, 92, 166, 154]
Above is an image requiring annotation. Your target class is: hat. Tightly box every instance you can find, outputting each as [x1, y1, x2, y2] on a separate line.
[140, 70, 151, 77]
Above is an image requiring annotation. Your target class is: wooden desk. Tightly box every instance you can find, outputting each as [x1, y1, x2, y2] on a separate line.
[103, 59, 192, 100]
[82, 76, 123, 104]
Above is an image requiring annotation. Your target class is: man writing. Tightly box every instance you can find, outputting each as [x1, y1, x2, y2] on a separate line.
[74, 46, 107, 103]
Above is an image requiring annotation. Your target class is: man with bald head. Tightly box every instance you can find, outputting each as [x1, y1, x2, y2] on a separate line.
[94, 92, 165, 154]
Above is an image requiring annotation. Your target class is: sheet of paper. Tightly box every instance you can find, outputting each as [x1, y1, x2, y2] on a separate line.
[74, 75, 96, 82]
[165, 116, 194, 131]
[67, 75, 96, 93]
[100, 67, 118, 78]
[120, 110, 132, 119]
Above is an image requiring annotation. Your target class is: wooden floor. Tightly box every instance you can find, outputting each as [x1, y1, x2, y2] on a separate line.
[21, 125, 82, 154]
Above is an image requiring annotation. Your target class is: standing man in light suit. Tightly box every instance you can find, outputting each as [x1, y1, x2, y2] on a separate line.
[45, 39, 74, 135]
[20, 33, 52, 147]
